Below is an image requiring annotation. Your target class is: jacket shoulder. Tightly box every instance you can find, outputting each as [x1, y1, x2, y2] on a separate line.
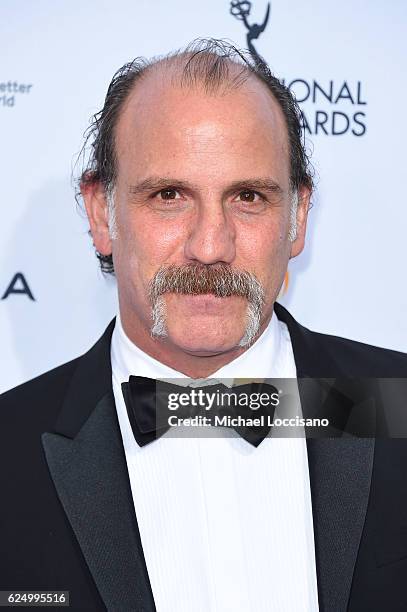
[312, 329, 407, 376]
[0, 358, 81, 430]
[275, 302, 407, 376]
[0, 318, 116, 430]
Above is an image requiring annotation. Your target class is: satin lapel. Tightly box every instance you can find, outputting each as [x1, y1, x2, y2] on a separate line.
[306, 437, 374, 612]
[42, 392, 155, 612]
[274, 303, 375, 612]
[41, 319, 155, 612]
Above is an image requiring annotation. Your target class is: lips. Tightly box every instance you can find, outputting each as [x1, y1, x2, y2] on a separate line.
[171, 293, 242, 314]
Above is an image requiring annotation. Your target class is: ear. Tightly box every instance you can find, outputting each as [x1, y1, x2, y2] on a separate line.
[81, 180, 112, 256]
[290, 185, 311, 259]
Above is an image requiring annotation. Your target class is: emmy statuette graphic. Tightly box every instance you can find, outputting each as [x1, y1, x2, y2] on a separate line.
[230, 1, 271, 59]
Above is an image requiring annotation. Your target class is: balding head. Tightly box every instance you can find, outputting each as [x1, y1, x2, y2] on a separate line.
[79, 39, 313, 273]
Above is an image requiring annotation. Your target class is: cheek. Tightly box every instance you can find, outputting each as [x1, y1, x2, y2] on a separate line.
[237, 216, 290, 266]
[235, 218, 291, 302]
[117, 208, 188, 272]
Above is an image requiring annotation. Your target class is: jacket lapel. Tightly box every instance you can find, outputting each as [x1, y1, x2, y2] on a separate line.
[306, 437, 374, 612]
[275, 303, 375, 612]
[41, 319, 156, 612]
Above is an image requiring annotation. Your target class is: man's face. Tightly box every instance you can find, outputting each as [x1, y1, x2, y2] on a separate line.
[86, 69, 309, 357]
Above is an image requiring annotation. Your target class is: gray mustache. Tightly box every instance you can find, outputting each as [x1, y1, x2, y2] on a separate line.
[149, 263, 265, 305]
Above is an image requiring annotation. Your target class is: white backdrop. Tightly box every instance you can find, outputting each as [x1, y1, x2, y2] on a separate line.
[1, 0, 406, 393]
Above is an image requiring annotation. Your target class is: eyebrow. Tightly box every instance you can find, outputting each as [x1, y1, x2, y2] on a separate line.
[128, 177, 284, 196]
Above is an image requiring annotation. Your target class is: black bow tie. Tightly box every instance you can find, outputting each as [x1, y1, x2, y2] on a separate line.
[121, 376, 278, 448]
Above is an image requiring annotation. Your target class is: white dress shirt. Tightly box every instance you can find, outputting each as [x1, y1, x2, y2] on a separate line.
[111, 311, 319, 611]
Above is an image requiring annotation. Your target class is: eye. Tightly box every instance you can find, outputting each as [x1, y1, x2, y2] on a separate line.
[158, 188, 181, 200]
[236, 190, 263, 203]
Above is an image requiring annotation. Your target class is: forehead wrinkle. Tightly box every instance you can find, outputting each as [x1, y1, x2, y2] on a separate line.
[115, 67, 291, 190]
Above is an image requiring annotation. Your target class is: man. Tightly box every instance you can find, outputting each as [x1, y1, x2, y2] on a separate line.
[1, 39, 407, 612]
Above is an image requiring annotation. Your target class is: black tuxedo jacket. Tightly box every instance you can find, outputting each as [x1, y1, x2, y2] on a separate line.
[1, 303, 407, 612]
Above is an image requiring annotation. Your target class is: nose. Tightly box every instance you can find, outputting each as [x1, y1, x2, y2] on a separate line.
[184, 202, 236, 265]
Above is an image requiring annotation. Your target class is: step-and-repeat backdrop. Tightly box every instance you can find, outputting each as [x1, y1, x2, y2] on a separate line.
[1, 0, 406, 392]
